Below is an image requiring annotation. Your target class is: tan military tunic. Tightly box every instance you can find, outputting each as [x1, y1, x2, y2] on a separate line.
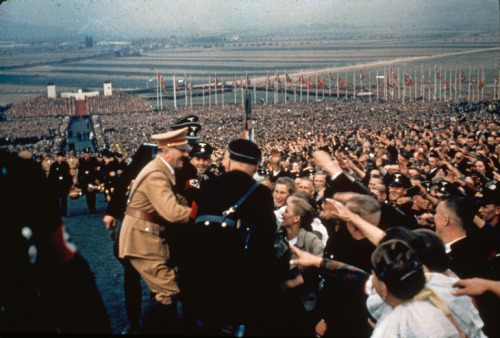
[67, 156, 79, 184]
[118, 156, 190, 305]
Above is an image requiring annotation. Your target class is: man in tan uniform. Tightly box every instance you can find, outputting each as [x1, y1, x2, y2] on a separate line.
[67, 151, 79, 184]
[118, 127, 191, 333]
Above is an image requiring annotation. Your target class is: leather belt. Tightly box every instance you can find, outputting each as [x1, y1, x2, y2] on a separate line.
[126, 206, 164, 224]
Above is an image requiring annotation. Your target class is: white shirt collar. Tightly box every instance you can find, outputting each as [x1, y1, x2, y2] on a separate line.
[157, 155, 175, 175]
[444, 235, 466, 254]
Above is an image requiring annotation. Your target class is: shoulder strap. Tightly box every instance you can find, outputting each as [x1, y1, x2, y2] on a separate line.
[223, 181, 261, 216]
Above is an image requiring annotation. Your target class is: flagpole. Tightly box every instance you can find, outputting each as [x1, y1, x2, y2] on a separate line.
[266, 71, 269, 103]
[376, 70, 379, 100]
[215, 73, 218, 105]
[468, 68, 471, 102]
[369, 71, 372, 102]
[184, 73, 188, 107]
[202, 77, 205, 106]
[337, 74, 339, 100]
[221, 79, 224, 106]
[300, 72, 303, 102]
[329, 73, 332, 98]
[322, 74, 325, 100]
[233, 76, 236, 104]
[190, 75, 193, 108]
[284, 71, 287, 104]
[173, 74, 177, 109]
[209, 75, 211, 106]
[156, 72, 159, 110]
[315, 74, 318, 102]
[241, 76, 244, 107]
[353, 70, 356, 100]
[402, 69, 406, 104]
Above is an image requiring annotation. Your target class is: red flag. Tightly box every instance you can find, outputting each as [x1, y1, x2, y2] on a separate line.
[479, 75, 485, 89]
[215, 76, 219, 87]
[329, 72, 334, 81]
[338, 76, 345, 87]
[360, 69, 365, 81]
[246, 75, 251, 85]
[275, 73, 281, 84]
[404, 74, 414, 86]
[390, 68, 397, 80]
[460, 70, 467, 83]
[298, 74, 305, 84]
[316, 75, 324, 88]
[435, 67, 442, 80]
[233, 77, 238, 88]
[158, 73, 168, 95]
[174, 78, 178, 89]
[445, 77, 451, 89]
[306, 76, 313, 89]
[286, 73, 292, 83]
[265, 75, 271, 86]
[184, 76, 189, 90]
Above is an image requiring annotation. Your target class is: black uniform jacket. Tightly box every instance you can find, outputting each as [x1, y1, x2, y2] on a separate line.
[179, 170, 277, 327]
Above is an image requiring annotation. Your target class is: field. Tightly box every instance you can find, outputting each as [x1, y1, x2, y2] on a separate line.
[0, 31, 499, 106]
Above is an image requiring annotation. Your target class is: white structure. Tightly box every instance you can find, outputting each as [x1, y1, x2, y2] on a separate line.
[103, 81, 112, 96]
[47, 83, 56, 98]
[61, 89, 99, 100]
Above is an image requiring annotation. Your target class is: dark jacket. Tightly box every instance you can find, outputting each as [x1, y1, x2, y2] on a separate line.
[179, 170, 277, 331]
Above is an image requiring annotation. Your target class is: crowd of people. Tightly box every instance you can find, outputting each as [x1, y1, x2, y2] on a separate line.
[85, 93, 152, 115]
[0, 115, 70, 154]
[3, 95, 500, 336]
[5, 96, 76, 118]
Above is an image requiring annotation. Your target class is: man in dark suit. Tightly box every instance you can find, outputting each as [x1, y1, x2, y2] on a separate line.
[179, 139, 278, 336]
[48, 151, 73, 217]
[434, 196, 500, 337]
[77, 148, 99, 213]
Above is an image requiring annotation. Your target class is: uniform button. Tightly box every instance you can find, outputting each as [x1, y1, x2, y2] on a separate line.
[221, 222, 227, 228]
[204, 221, 210, 226]
[145, 227, 150, 232]
[21, 227, 33, 240]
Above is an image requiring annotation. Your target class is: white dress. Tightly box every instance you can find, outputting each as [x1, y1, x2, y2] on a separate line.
[371, 299, 459, 338]
[367, 272, 486, 338]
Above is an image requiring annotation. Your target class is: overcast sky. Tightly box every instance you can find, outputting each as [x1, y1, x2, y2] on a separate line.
[0, 0, 498, 38]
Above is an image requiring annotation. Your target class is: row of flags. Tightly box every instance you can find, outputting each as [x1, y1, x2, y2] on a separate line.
[155, 67, 495, 93]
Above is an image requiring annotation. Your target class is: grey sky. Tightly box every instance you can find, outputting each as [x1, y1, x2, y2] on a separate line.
[0, 0, 498, 39]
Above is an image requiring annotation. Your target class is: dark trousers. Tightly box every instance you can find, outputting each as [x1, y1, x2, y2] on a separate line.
[85, 191, 96, 212]
[56, 193, 68, 216]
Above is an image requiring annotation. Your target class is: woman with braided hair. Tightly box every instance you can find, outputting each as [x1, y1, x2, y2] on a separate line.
[369, 239, 460, 337]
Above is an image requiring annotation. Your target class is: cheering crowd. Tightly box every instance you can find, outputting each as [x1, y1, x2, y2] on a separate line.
[2, 96, 500, 336]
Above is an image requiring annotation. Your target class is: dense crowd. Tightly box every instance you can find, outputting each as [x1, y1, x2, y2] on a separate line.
[6, 96, 76, 118]
[4, 96, 500, 336]
[0, 116, 70, 154]
[5, 92, 151, 119]
[86, 93, 152, 115]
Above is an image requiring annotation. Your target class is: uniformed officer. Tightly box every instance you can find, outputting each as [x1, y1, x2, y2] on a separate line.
[101, 149, 119, 202]
[47, 151, 73, 217]
[67, 151, 79, 185]
[118, 127, 192, 334]
[77, 148, 99, 214]
[179, 139, 278, 336]
[189, 141, 215, 183]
